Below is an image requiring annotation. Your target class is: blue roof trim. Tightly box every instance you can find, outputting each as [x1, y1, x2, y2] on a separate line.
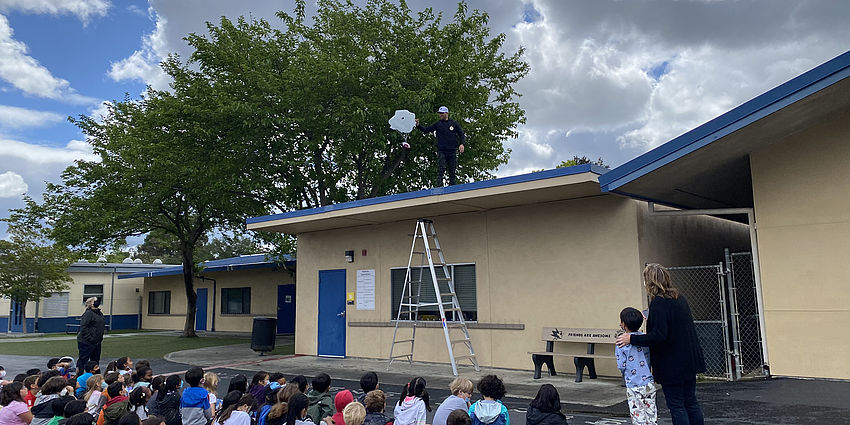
[599, 50, 850, 192]
[117, 254, 295, 279]
[248, 163, 609, 225]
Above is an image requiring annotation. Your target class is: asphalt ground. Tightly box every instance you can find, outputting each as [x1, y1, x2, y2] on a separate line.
[2, 349, 849, 424]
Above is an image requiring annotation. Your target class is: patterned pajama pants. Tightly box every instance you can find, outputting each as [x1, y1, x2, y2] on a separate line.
[626, 382, 658, 425]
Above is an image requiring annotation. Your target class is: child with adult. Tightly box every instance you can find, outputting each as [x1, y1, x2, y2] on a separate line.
[615, 264, 706, 425]
[525, 385, 567, 425]
[361, 391, 392, 425]
[393, 377, 430, 425]
[0, 382, 34, 425]
[616, 307, 657, 425]
[433, 378, 473, 425]
[468, 375, 508, 425]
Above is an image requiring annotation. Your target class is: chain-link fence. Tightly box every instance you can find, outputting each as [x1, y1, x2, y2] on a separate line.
[667, 264, 731, 380]
[728, 252, 767, 377]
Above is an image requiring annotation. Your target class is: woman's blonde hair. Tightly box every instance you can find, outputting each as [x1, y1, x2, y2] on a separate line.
[643, 263, 678, 299]
[448, 377, 473, 396]
[85, 297, 97, 308]
[343, 402, 366, 425]
[203, 372, 219, 393]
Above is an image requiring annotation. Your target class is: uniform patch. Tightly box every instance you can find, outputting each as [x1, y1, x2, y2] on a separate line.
[449, 126, 454, 131]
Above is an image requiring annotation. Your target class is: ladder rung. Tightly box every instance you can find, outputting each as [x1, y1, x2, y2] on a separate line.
[440, 292, 456, 297]
[450, 339, 470, 345]
[444, 307, 462, 312]
[390, 353, 412, 358]
[446, 323, 467, 328]
[454, 354, 476, 360]
[393, 339, 414, 344]
[399, 303, 420, 307]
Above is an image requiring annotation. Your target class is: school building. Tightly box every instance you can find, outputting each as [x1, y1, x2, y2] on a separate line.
[119, 254, 297, 333]
[0, 260, 174, 333]
[246, 166, 750, 376]
[600, 50, 850, 380]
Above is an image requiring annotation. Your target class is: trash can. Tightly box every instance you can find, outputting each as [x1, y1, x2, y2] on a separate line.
[251, 317, 276, 354]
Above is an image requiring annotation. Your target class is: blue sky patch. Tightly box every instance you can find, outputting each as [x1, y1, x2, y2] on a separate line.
[647, 61, 671, 81]
[522, 3, 542, 23]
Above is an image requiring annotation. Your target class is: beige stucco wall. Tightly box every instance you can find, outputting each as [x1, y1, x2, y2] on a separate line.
[0, 272, 146, 321]
[750, 111, 850, 379]
[141, 269, 294, 332]
[295, 195, 646, 375]
[637, 203, 751, 269]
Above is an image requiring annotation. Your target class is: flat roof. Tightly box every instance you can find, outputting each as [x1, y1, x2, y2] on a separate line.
[117, 254, 295, 279]
[247, 164, 609, 234]
[68, 262, 178, 274]
[599, 50, 850, 209]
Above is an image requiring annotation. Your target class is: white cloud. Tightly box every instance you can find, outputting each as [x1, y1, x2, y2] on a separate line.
[0, 138, 98, 164]
[88, 100, 112, 122]
[0, 0, 109, 23]
[0, 105, 64, 129]
[0, 171, 26, 197]
[0, 14, 97, 103]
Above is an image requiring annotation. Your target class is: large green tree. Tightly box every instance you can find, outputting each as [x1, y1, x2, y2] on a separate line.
[184, 0, 528, 206]
[44, 87, 271, 337]
[0, 206, 72, 334]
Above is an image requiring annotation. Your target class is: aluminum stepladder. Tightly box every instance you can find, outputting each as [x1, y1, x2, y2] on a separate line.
[387, 219, 480, 376]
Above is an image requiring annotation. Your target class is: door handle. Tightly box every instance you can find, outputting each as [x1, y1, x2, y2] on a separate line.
[337, 311, 345, 317]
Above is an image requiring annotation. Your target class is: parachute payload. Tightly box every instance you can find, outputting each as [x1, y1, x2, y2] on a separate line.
[389, 109, 416, 148]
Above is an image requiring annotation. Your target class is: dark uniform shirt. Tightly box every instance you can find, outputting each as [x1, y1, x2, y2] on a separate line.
[417, 119, 465, 151]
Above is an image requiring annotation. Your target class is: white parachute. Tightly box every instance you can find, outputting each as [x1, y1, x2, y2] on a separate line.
[389, 109, 416, 148]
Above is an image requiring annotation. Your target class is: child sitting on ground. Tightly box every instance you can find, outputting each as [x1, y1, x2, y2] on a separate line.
[180, 366, 213, 425]
[305, 373, 334, 424]
[433, 378, 473, 425]
[85, 375, 107, 416]
[393, 377, 430, 425]
[468, 375, 509, 425]
[616, 307, 657, 425]
[362, 390, 392, 425]
[203, 373, 220, 413]
[447, 410, 471, 425]
[357, 373, 378, 404]
[342, 402, 366, 425]
[103, 382, 132, 425]
[331, 391, 354, 425]
[23, 375, 39, 408]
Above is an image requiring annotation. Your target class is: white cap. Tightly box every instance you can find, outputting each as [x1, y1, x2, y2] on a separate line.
[437, 106, 449, 113]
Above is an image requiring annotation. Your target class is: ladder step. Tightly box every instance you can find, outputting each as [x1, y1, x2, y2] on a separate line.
[440, 292, 456, 297]
[450, 339, 470, 345]
[444, 307, 462, 312]
[393, 339, 414, 344]
[446, 323, 467, 328]
[390, 353, 412, 359]
[454, 354, 476, 360]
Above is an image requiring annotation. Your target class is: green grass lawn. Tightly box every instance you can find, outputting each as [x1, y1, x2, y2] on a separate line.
[0, 335, 259, 358]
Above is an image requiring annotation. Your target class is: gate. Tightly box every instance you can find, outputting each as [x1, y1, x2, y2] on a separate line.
[668, 251, 767, 381]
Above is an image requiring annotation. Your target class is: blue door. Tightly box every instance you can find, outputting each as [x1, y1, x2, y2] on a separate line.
[10, 300, 23, 333]
[195, 288, 208, 331]
[318, 270, 346, 357]
[277, 285, 296, 334]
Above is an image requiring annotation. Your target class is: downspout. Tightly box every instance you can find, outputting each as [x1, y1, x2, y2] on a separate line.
[647, 202, 770, 373]
[196, 276, 217, 332]
[109, 266, 116, 331]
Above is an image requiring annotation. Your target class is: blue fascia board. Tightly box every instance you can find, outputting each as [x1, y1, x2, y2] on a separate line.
[599, 50, 850, 192]
[248, 163, 609, 225]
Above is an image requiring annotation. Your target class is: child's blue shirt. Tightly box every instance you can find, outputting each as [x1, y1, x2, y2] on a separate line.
[615, 331, 654, 388]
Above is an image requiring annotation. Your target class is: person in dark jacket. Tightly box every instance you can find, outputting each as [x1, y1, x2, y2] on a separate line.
[152, 376, 181, 425]
[525, 385, 567, 425]
[616, 263, 706, 425]
[77, 297, 106, 375]
[415, 106, 466, 186]
[362, 390, 392, 425]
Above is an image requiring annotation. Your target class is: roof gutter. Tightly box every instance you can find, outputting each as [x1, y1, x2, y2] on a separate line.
[647, 203, 769, 374]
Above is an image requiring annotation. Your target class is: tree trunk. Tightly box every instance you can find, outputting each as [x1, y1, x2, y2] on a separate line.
[19, 300, 27, 334]
[181, 250, 198, 337]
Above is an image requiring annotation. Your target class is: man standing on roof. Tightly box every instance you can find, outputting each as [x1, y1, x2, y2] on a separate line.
[415, 106, 465, 186]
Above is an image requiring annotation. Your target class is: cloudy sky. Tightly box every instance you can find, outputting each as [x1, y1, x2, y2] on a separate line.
[1, 0, 849, 239]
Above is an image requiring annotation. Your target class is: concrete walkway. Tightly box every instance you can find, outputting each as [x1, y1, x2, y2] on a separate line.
[0, 330, 179, 343]
[165, 340, 625, 408]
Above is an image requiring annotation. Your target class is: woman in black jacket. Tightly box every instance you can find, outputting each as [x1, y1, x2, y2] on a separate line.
[616, 263, 706, 425]
[77, 297, 106, 375]
[526, 384, 567, 425]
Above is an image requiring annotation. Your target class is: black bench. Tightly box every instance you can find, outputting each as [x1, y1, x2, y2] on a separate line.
[65, 319, 110, 334]
[528, 327, 618, 382]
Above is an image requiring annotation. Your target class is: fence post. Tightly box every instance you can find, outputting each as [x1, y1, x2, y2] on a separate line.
[725, 249, 743, 380]
[717, 263, 733, 381]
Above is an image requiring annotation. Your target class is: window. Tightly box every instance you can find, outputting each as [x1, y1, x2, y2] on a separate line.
[83, 285, 103, 305]
[148, 291, 171, 315]
[391, 264, 476, 321]
[222, 287, 251, 314]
